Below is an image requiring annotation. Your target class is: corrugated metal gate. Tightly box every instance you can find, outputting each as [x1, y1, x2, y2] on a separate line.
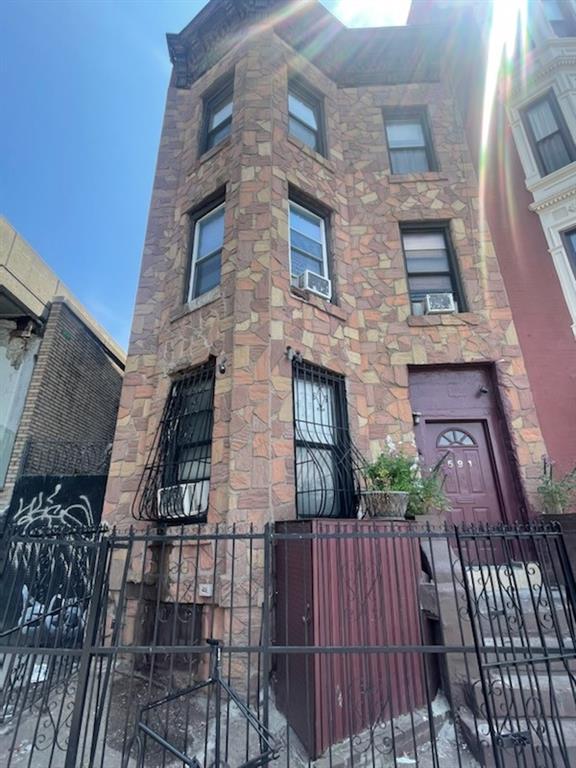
[0, 521, 575, 767]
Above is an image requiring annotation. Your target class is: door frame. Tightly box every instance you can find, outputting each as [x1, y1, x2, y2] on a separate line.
[408, 364, 527, 525]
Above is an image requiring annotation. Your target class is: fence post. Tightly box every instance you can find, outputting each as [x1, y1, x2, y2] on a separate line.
[64, 537, 109, 768]
[262, 523, 272, 734]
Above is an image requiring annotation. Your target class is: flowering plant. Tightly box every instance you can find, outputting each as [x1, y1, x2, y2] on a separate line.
[364, 439, 449, 516]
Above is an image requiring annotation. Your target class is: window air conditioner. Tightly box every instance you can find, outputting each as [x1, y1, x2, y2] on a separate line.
[424, 292, 455, 314]
[157, 482, 208, 518]
[298, 270, 332, 300]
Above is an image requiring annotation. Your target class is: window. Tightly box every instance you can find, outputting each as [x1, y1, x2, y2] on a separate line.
[401, 227, 465, 315]
[384, 109, 435, 174]
[136, 360, 215, 523]
[562, 227, 576, 278]
[202, 77, 233, 152]
[288, 200, 329, 286]
[288, 80, 325, 154]
[522, 92, 576, 176]
[542, 0, 576, 37]
[188, 202, 225, 300]
[293, 360, 355, 519]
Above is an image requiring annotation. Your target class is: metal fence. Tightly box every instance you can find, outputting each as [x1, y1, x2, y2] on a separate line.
[0, 520, 575, 768]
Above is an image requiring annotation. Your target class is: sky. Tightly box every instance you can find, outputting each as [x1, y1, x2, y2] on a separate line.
[0, 0, 410, 350]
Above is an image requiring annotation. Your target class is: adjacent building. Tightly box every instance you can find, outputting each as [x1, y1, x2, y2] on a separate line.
[0, 216, 125, 520]
[105, 0, 549, 530]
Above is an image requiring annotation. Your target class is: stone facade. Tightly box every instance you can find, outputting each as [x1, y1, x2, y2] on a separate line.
[104, 2, 547, 529]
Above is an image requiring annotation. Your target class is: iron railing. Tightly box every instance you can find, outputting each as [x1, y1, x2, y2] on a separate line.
[0, 521, 575, 767]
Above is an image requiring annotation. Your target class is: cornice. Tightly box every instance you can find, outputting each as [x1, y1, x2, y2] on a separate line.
[510, 47, 576, 102]
[529, 185, 576, 212]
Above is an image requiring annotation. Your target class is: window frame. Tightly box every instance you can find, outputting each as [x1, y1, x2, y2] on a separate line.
[383, 107, 437, 175]
[288, 197, 330, 287]
[292, 359, 355, 519]
[201, 75, 234, 154]
[521, 90, 576, 177]
[288, 78, 327, 156]
[400, 223, 467, 315]
[186, 198, 226, 302]
[561, 226, 576, 279]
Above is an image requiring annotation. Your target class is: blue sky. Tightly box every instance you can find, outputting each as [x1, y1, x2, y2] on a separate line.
[0, 1, 409, 350]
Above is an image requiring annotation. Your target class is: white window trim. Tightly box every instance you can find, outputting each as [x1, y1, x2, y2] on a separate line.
[288, 200, 329, 282]
[188, 202, 225, 302]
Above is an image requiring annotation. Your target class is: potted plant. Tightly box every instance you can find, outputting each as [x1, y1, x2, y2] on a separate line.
[538, 457, 576, 514]
[361, 447, 449, 519]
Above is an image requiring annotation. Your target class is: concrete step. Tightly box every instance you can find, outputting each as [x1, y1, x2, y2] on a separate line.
[459, 709, 576, 767]
[463, 672, 576, 719]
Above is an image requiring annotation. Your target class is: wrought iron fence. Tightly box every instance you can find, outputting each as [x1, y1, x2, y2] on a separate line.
[0, 521, 575, 768]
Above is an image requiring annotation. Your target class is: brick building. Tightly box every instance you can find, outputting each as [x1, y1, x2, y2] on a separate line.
[104, 0, 551, 531]
[0, 216, 125, 516]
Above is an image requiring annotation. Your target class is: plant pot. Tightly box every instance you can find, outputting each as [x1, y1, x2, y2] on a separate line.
[360, 490, 409, 519]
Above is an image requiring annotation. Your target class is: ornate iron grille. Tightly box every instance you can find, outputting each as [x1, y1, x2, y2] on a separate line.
[292, 359, 363, 518]
[135, 360, 215, 524]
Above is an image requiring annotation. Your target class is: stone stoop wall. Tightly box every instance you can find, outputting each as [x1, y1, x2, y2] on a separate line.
[104, 25, 547, 530]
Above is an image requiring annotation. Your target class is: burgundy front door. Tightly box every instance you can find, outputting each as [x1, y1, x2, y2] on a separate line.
[421, 420, 504, 527]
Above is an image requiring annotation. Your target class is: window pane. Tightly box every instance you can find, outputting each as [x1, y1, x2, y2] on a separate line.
[386, 120, 425, 149]
[289, 92, 318, 129]
[527, 99, 559, 140]
[406, 254, 450, 273]
[390, 148, 429, 174]
[543, 0, 565, 22]
[296, 446, 336, 518]
[178, 445, 211, 482]
[403, 232, 446, 252]
[206, 122, 231, 149]
[194, 251, 221, 297]
[294, 378, 336, 445]
[198, 208, 225, 258]
[289, 117, 318, 150]
[539, 132, 571, 173]
[291, 228, 323, 259]
[291, 249, 324, 278]
[408, 274, 454, 294]
[209, 98, 232, 130]
[290, 204, 323, 241]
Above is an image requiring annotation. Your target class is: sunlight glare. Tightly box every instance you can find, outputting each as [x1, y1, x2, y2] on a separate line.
[332, 0, 411, 28]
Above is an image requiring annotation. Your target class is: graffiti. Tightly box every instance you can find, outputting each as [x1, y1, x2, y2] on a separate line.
[11, 482, 94, 534]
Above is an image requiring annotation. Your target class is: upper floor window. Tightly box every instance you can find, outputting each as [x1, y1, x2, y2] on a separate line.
[542, 0, 576, 37]
[292, 359, 354, 519]
[288, 80, 325, 154]
[522, 92, 576, 176]
[384, 108, 436, 174]
[288, 199, 329, 288]
[401, 226, 466, 315]
[137, 359, 215, 524]
[202, 77, 233, 152]
[188, 202, 225, 300]
[562, 228, 576, 278]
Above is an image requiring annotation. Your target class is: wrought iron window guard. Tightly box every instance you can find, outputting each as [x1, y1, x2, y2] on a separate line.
[292, 359, 368, 519]
[134, 359, 216, 524]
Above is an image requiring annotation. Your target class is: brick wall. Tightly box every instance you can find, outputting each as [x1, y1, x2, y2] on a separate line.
[0, 300, 123, 509]
[105, 22, 547, 528]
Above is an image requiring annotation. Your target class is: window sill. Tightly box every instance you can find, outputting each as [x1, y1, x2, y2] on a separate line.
[171, 288, 221, 322]
[389, 171, 449, 184]
[286, 135, 335, 174]
[407, 312, 482, 327]
[190, 136, 231, 174]
[289, 286, 348, 321]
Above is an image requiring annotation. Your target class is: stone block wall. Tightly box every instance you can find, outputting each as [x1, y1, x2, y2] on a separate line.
[104, 24, 547, 529]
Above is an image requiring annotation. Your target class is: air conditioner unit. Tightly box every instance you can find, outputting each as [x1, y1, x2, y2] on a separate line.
[298, 270, 332, 300]
[424, 292, 455, 314]
[157, 481, 208, 518]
